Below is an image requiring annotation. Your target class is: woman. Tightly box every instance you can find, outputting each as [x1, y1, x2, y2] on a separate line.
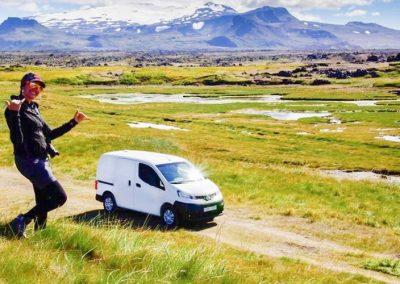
[4, 72, 88, 238]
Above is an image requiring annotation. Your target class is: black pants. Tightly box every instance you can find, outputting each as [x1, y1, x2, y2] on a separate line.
[24, 181, 67, 230]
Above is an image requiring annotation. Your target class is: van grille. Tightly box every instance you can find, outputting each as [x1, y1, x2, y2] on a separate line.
[195, 193, 216, 201]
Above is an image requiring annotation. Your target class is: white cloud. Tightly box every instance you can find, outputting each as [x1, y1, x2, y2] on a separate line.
[22, 3, 40, 13]
[0, 1, 40, 14]
[345, 9, 367, 17]
[1, 0, 377, 13]
[235, 0, 373, 11]
[371, 11, 380, 16]
[0, 0, 379, 24]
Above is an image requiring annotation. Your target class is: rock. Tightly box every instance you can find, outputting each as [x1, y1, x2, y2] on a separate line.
[307, 54, 318, 60]
[310, 79, 331, 85]
[292, 66, 307, 73]
[306, 54, 328, 60]
[323, 68, 379, 79]
[163, 118, 176, 122]
[325, 69, 349, 79]
[368, 71, 380, 78]
[387, 53, 400, 62]
[275, 70, 293, 77]
[351, 69, 368, 77]
[367, 54, 379, 62]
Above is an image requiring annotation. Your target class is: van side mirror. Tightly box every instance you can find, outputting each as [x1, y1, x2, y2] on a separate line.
[159, 180, 165, 190]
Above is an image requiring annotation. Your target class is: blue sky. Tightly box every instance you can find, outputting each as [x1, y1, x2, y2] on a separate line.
[0, 0, 399, 29]
[296, 0, 400, 29]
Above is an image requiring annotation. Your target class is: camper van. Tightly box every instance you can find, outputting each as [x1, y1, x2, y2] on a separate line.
[95, 150, 224, 227]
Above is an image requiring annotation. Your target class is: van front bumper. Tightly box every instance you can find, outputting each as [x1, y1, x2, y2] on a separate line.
[174, 200, 224, 222]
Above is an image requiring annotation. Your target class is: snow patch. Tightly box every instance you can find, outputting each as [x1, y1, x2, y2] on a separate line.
[365, 30, 371, 34]
[155, 25, 170, 32]
[193, 22, 204, 30]
[34, 2, 207, 26]
[330, 117, 342, 124]
[205, 2, 226, 12]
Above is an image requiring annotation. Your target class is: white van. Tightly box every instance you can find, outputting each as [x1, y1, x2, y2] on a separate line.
[95, 150, 224, 227]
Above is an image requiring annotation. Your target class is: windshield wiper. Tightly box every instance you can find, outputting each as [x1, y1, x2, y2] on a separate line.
[170, 179, 185, 184]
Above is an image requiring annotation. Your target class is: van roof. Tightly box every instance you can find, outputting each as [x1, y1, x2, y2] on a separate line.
[102, 150, 186, 165]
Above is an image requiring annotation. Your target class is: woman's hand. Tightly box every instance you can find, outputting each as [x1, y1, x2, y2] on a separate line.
[74, 109, 89, 124]
[4, 98, 25, 112]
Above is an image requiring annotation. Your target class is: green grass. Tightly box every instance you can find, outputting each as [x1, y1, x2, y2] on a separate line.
[0, 63, 399, 282]
[1, 74, 399, 230]
[374, 81, 400, 88]
[364, 259, 400, 277]
[0, 219, 372, 283]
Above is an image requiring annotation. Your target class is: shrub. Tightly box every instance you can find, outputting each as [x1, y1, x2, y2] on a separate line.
[119, 71, 170, 85]
[50, 75, 117, 85]
[364, 259, 400, 277]
[310, 79, 331, 86]
[119, 73, 141, 85]
[200, 75, 251, 86]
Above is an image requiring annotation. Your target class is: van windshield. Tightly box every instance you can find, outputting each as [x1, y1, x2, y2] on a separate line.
[157, 162, 204, 184]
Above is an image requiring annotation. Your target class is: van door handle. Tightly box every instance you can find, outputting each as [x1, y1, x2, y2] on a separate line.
[136, 183, 141, 188]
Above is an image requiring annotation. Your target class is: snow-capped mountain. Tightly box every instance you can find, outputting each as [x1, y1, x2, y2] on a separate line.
[165, 2, 237, 26]
[134, 6, 351, 50]
[30, 1, 236, 34]
[144, 2, 237, 35]
[1, 3, 399, 51]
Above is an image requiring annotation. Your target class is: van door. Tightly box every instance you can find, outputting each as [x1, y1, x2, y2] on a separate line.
[114, 158, 137, 210]
[134, 163, 166, 216]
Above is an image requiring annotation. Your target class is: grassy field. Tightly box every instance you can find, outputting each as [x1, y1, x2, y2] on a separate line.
[0, 218, 376, 283]
[0, 61, 399, 282]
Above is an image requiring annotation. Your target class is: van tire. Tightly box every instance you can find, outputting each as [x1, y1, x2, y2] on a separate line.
[103, 193, 117, 214]
[161, 205, 179, 229]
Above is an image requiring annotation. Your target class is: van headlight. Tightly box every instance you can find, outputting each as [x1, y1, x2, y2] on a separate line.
[177, 190, 195, 199]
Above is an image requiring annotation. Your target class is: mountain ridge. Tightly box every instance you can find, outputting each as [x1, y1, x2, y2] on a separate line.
[0, 3, 398, 51]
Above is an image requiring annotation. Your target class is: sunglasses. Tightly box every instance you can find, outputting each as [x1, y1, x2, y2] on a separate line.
[28, 82, 43, 92]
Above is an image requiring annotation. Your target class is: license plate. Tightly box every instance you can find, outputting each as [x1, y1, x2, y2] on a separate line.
[204, 205, 217, 212]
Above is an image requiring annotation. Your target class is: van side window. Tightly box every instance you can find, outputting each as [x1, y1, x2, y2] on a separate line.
[139, 163, 164, 190]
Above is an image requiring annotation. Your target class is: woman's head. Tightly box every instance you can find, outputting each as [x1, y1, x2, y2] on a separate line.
[20, 73, 46, 101]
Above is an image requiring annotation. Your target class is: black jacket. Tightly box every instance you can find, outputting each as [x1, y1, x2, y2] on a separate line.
[5, 95, 77, 158]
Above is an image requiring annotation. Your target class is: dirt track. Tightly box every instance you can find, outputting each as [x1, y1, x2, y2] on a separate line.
[0, 167, 399, 283]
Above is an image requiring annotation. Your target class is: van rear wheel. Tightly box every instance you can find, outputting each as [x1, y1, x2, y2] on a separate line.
[103, 193, 117, 214]
[161, 205, 179, 228]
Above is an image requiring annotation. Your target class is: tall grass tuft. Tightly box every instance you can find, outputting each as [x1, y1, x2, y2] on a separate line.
[364, 259, 400, 277]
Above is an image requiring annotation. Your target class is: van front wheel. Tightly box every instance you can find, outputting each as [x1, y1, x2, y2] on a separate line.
[103, 193, 117, 214]
[161, 205, 179, 228]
